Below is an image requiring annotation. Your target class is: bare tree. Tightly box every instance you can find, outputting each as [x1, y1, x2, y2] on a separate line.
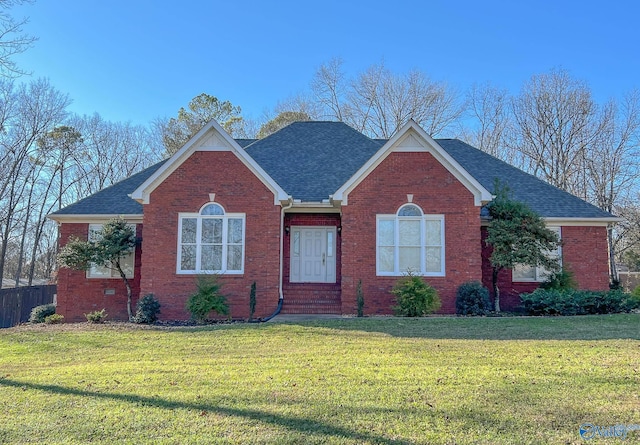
[511, 69, 599, 198]
[0, 78, 69, 284]
[585, 91, 640, 281]
[69, 114, 160, 197]
[0, 0, 36, 77]
[311, 57, 348, 122]
[462, 83, 518, 164]
[311, 59, 463, 138]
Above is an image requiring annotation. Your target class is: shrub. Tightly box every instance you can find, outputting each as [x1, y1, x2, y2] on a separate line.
[85, 309, 107, 323]
[249, 282, 256, 321]
[44, 314, 64, 324]
[520, 289, 635, 316]
[134, 294, 161, 324]
[626, 287, 640, 310]
[356, 279, 365, 317]
[186, 275, 229, 322]
[540, 269, 577, 291]
[392, 273, 440, 317]
[29, 304, 56, 324]
[456, 281, 492, 316]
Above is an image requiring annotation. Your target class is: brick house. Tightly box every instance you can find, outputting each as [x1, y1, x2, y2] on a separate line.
[49, 120, 617, 321]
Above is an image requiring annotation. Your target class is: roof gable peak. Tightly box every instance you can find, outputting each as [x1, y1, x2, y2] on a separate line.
[130, 119, 288, 205]
[333, 120, 493, 206]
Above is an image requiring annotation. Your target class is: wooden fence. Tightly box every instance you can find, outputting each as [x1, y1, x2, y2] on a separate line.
[0, 285, 57, 328]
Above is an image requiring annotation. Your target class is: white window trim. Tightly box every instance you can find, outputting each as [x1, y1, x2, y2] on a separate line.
[512, 226, 562, 283]
[176, 204, 246, 275]
[376, 209, 445, 277]
[86, 223, 135, 279]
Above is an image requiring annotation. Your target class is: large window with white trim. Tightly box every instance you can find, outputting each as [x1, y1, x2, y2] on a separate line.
[87, 223, 135, 279]
[377, 204, 445, 276]
[512, 226, 562, 282]
[177, 203, 245, 274]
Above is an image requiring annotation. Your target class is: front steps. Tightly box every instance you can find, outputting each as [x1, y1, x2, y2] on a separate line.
[280, 283, 342, 314]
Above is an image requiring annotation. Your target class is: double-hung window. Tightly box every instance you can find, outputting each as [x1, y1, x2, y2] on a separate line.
[177, 203, 245, 274]
[377, 204, 445, 276]
[512, 226, 562, 282]
[87, 223, 135, 279]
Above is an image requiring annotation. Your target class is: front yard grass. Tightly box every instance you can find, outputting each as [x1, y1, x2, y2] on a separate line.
[1, 314, 639, 444]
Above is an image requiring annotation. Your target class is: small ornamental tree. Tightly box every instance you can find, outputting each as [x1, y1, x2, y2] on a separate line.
[58, 217, 137, 321]
[485, 185, 560, 312]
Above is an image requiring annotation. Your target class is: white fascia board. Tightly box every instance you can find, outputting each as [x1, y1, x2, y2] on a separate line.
[130, 119, 287, 205]
[47, 214, 144, 224]
[333, 120, 493, 206]
[543, 217, 623, 226]
[286, 202, 340, 214]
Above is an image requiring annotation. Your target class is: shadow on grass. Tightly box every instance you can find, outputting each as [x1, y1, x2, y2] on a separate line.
[267, 313, 640, 340]
[0, 378, 412, 445]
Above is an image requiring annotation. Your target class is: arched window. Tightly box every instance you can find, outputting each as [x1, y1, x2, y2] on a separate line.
[177, 203, 245, 274]
[376, 204, 444, 276]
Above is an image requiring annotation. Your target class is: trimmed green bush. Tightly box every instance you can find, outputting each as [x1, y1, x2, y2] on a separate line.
[357, 279, 365, 317]
[520, 289, 636, 316]
[134, 294, 161, 324]
[456, 281, 492, 316]
[392, 274, 440, 317]
[85, 309, 107, 323]
[44, 314, 64, 324]
[186, 275, 229, 322]
[29, 304, 56, 324]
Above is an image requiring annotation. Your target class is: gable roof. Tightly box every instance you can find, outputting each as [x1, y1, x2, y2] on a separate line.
[49, 119, 617, 223]
[245, 121, 384, 201]
[437, 139, 615, 220]
[130, 119, 288, 205]
[333, 120, 493, 207]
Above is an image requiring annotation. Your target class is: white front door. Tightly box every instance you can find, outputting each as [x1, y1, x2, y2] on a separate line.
[290, 226, 336, 283]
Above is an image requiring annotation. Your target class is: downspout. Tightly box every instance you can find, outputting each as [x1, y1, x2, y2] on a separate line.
[260, 196, 294, 322]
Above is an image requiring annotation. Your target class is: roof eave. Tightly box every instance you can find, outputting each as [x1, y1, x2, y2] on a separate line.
[480, 216, 622, 227]
[47, 214, 144, 224]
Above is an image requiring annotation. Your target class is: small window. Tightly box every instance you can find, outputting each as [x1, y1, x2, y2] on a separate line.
[87, 223, 135, 279]
[512, 227, 562, 282]
[398, 204, 422, 216]
[376, 204, 445, 276]
[177, 203, 245, 274]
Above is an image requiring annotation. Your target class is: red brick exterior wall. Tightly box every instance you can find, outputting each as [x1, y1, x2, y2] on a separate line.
[561, 226, 610, 290]
[139, 151, 281, 320]
[56, 223, 142, 322]
[341, 151, 483, 314]
[56, 148, 612, 320]
[481, 225, 610, 311]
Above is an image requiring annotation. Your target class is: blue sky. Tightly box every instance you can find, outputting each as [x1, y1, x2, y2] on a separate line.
[11, 0, 640, 128]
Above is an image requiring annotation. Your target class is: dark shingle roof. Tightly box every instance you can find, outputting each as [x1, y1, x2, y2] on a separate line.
[437, 139, 614, 218]
[245, 121, 384, 201]
[49, 160, 168, 216]
[50, 122, 614, 220]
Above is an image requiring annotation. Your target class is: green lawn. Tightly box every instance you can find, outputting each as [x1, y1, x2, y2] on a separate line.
[1, 315, 639, 444]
